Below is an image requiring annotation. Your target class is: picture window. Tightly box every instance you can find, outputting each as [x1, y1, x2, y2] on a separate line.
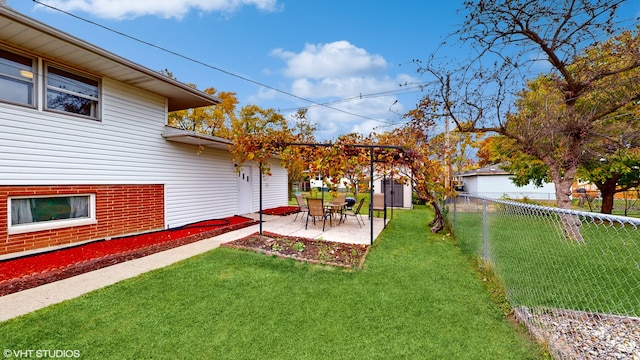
[8, 194, 96, 234]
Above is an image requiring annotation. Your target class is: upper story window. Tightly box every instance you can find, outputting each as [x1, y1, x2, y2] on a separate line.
[0, 48, 35, 106]
[46, 65, 100, 119]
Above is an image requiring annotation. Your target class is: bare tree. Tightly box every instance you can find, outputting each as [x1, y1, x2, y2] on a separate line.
[417, 0, 640, 239]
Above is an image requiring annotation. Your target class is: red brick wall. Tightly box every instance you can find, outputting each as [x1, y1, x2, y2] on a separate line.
[0, 185, 164, 255]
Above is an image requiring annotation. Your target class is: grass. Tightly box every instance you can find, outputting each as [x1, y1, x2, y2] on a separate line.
[0, 207, 546, 359]
[452, 210, 640, 316]
[577, 198, 640, 217]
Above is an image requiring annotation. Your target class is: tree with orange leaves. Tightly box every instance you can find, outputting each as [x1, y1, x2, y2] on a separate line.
[280, 109, 316, 199]
[229, 105, 290, 176]
[163, 70, 236, 139]
[305, 134, 371, 199]
[376, 98, 449, 233]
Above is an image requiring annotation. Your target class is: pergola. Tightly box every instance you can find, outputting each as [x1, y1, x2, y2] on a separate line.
[257, 142, 404, 245]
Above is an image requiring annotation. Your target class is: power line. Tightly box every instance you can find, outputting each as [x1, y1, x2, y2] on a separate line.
[31, 0, 395, 124]
[278, 83, 430, 112]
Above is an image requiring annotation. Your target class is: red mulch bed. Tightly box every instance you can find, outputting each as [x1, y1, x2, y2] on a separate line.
[0, 216, 258, 296]
[222, 231, 370, 269]
[260, 206, 300, 216]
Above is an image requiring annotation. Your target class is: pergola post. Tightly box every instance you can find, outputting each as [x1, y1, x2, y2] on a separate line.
[369, 147, 374, 245]
[274, 142, 403, 247]
[259, 162, 263, 236]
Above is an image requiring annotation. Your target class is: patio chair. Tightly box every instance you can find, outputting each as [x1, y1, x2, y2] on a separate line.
[330, 193, 347, 220]
[306, 198, 332, 231]
[343, 198, 365, 228]
[294, 193, 308, 222]
[372, 193, 385, 216]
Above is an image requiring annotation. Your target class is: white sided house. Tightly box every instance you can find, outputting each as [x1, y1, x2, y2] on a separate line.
[0, 8, 287, 256]
[456, 164, 556, 201]
[309, 174, 412, 208]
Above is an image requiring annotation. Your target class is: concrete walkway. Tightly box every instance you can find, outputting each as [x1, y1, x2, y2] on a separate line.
[0, 212, 385, 322]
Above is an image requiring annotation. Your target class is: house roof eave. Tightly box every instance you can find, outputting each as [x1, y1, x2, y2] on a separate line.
[162, 126, 232, 150]
[456, 163, 510, 177]
[0, 7, 219, 111]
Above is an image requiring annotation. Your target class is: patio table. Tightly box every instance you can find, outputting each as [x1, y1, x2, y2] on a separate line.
[324, 202, 348, 224]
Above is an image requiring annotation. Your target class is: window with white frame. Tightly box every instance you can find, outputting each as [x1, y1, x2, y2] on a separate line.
[8, 194, 96, 234]
[45, 65, 99, 119]
[0, 47, 35, 106]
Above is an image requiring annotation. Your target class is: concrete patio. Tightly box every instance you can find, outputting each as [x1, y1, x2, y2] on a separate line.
[0, 212, 387, 322]
[244, 211, 387, 245]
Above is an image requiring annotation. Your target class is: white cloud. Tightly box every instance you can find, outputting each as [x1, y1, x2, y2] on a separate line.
[269, 41, 417, 139]
[290, 76, 397, 99]
[272, 40, 387, 79]
[39, 0, 280, 20]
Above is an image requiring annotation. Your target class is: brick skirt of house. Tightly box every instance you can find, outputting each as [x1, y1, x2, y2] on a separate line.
[0, 185, 164, 256]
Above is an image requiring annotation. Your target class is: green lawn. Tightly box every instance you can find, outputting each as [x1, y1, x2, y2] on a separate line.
[0, 207, 545, 359]
[584, 198, 640, 217]
[452, 210, 640, 317]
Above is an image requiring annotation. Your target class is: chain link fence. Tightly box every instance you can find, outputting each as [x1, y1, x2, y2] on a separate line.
[449, 194, 640, 359]
[468, 189, 640, 216]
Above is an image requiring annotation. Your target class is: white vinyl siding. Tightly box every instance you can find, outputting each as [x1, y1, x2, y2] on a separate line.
[461, 175, 556, 200]
[0, 78, 247, 228]
[252, 159, 288, 212]
[162, 144, 239, 228]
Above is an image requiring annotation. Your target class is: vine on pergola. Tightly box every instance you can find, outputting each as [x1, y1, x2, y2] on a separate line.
[228, 111, 449, 234]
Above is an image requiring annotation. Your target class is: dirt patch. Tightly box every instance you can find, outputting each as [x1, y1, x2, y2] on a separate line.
[222, 231, 370, 269]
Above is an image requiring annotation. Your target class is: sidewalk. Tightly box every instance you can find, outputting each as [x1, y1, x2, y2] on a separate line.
[0, 212, 385, 322]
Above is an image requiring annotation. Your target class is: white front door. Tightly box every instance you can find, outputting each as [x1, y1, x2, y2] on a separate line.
[238, 166, 253, 214]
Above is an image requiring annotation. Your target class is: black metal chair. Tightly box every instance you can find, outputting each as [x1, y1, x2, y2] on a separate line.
[343, 198, 365, 228]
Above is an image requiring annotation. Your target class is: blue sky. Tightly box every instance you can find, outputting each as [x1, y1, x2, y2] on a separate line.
[7, 1, 639, 140]
[7, 0, 469, 140]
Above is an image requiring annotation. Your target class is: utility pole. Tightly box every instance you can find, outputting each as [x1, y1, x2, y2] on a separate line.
[444, 75, 453, 195]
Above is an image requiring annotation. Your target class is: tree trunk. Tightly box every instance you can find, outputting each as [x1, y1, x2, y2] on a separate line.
[595, 177, 620, 215]
[600, 191, 614, 215]
[551, 166, 584, 242]
[428, 200, 445, 233]
[287, 178, 294, 201]
[351, 178, 359, 201]
[554, 177, 574, 210]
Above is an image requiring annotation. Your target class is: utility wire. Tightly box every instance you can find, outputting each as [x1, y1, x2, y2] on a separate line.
[32, 0, 395, 124]
[278, 83, 431, 112]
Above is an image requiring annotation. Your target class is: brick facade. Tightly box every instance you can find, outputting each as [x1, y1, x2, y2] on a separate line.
[0, 185, 164, 255]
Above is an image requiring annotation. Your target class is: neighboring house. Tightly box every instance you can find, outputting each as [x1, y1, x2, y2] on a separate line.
[372, 175, 412, 208]
[0, 8, 287, 256]
[309, 173, 412, 208]
[456, 164, 556, 200]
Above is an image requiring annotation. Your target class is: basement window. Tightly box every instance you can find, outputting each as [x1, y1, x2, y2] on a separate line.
[8, 194, 96, 234]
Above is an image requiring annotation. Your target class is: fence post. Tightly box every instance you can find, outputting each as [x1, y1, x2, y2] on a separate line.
[482, 198, 488, 262]
[453, 196, 457, 226]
